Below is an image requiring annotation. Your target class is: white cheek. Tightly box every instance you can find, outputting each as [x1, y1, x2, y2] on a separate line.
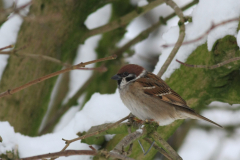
[120, 78, 128, 89]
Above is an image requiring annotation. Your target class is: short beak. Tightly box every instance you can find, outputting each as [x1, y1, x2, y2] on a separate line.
[111, 74, 122, 80]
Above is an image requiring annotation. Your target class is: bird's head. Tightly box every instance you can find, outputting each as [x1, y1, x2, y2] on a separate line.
[111, 64, 146, 89]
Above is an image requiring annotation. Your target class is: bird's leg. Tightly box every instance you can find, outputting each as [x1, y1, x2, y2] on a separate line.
[133, 117, 144, 124]
[144, 119, 155, 123]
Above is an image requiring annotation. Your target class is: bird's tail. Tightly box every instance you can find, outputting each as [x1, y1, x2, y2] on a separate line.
[178, 108, 223, 128]
[194, 113, 223, 128]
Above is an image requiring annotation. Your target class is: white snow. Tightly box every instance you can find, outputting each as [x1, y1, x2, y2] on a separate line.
[84, 4, 112, 29]
[237, 30, 240, 48]
[62, 35, 101, 104]
[153, 0, 240, 80]
[0, 92, 129, 159]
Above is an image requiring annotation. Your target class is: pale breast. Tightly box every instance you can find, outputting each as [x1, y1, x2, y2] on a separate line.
[119, 82, 180, 126]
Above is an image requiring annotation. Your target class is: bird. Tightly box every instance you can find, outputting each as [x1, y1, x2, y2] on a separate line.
[111, 64, 222, 128]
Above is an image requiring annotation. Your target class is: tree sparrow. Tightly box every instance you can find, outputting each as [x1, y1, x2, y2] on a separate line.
[111, 64, 222, 128]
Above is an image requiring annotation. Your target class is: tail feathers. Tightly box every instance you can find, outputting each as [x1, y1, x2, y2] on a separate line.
[193, 113, 223, 128]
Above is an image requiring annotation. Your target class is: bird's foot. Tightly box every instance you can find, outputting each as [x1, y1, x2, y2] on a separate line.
[144, 119, 155, 123]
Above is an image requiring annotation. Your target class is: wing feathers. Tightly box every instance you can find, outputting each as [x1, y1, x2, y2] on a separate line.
[136, 72, 194, 111]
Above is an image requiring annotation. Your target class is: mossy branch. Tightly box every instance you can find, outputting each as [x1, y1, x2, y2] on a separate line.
[150, 131, 183, 160]
[144, 137, 173, 160]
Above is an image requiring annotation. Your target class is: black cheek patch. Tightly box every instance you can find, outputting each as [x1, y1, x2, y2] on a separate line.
[117, 80, 121, 86]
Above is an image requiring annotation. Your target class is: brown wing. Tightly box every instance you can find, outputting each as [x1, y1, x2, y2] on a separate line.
[136, 72, 194, 111]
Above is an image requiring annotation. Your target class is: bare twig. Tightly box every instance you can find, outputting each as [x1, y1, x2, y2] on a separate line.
[1, 51, 72, 67]
[157, 0, 186, 77]
[19, 150, 97, 160]
[163, 17, 240, 47]
[61, 115, 129, 152]
[0, 47, 107, 70]
[144, 138, 173, 160]
[0, 45, 13, 51]
[150, 131, 182, 160]
[0, 1, 32, 21]
[176, 57, 240, 69]
[0, 55, 117, 98]
[83, 0, 165, 40]
[18, 149, 135, 160]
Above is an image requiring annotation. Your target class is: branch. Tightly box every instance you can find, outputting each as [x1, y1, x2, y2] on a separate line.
[163, 17, 240, 47]
[150, 131, 183, 160]
[176, 57, 240, 69]
[144, 137, 173, 160]
[157, 0, 186, 77]
[0, 55, 117, 98]
[113, 129, 146, 154]
[60, 115, 129, 152]
[19, 150, 97, 160]
[18, 148, 134, 160]
[0, 1, 32, 22]
[82, 0, 165, 40]
[0, 45, 13, 51]
[101, 150, 135, 160]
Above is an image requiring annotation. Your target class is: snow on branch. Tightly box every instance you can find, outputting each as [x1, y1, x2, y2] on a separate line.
[162, 17, 240, 48]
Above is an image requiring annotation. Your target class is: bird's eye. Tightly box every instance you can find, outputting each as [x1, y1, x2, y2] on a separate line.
[125, 74, 136, 82]
[123, 72, 129, 77]
[126, 76, 135, 82]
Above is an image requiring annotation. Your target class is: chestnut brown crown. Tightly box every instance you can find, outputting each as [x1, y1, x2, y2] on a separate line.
[117, 64, 144, 77]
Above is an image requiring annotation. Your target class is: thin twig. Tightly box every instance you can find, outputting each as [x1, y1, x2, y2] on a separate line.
[82, 0, 165, 40]
[0, 47, 106, 70]
[18, 149, 135, 160]
[176, 57, 240, 69]
[61, 115, 129, 152]
[144, 138, 173, 160]
[150, 131, 183, 160]
[157, 0, 186, 77]
[0, 1, 32, 21]
[163, 17, 240, 47]
[0, 55, 117, 98]
[18, 150, 97, 160]
[0, 45, 13, 51]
